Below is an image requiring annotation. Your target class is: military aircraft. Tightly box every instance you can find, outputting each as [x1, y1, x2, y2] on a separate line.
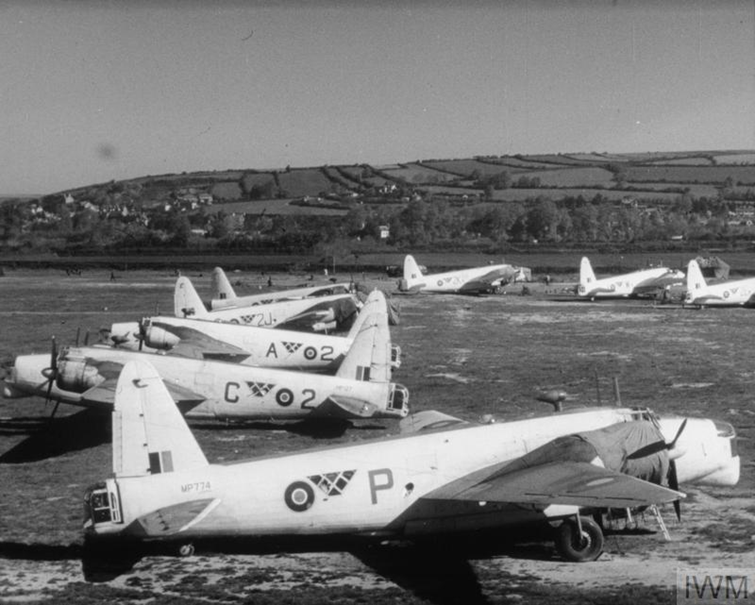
[397, 255, 521, 295]
[108, 290, 401, 373]
[684, 259, 755, 307]
[577, 257, 685, 300]
[210, 267, 353, 310]
[3, 308, 409, 421]
[83, 360, 739, 563]
[175, 276, 359, 332]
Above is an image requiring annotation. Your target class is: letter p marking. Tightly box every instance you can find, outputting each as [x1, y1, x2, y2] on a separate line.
[368, 469, 394, 504]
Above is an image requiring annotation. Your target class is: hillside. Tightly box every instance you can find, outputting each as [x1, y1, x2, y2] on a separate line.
[17, 149, 755, 215]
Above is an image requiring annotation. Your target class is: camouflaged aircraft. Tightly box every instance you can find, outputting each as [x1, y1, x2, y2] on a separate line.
[108, 290, 401, 373]
[397, 255, 521, 295]
[83, 360, 739, 562]
[578, 257, 685, 300]
[209, 266, 354, 310]
[174, 275, 360, 332]
[3, 307, 409, 421]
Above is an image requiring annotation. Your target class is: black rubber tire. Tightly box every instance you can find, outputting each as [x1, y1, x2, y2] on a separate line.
[554, 516, 604, 562]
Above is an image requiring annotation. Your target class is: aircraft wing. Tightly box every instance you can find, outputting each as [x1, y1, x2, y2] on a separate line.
[155, 324, 252, 363]
[125, 498, 220, 537]
[79, 359, 205, 412]
[427, 460, 683, 509]
[278, 297, 358, 332]
[457, 268, 515, 293]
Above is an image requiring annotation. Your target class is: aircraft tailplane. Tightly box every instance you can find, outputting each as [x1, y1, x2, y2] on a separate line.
[174, 277, 209, 319]
[112, 360, 208, 479]
[336, 311, 391, 383]
[686, 260, 708, 296]
[579, 257, 596, 288]
[211, 267, 237, 301]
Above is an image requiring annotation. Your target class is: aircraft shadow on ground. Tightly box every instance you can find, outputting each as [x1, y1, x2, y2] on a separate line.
[0, 408, 111, 463]
[81, 531, 563, 604]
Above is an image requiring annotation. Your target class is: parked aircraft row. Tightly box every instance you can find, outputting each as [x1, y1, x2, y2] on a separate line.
[1, 263, 743, 569]
[4, 270, 409, 422]
[395, 253, 755, 307]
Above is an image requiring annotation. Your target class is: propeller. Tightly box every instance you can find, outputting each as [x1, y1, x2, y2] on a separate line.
[666, 418, 688, 522]
[626, 418, 688, 521]
[40, 336, 62, 419]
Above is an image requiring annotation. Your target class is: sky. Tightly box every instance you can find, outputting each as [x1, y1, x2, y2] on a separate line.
[1, 0, 754, 195]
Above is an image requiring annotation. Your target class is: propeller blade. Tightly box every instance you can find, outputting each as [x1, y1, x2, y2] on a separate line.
[668, 459, 682, 522]
[84, 330, 90, 346]
[669, 418, 688, 449]
[75, 327, 81, 347]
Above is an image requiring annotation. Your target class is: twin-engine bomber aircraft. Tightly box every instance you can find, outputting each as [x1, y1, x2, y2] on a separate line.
[398, 255, 521, 295]
[684, 259, 755, 307]
[3, 309, 409, 421]
[578, 257, 684, 300]
[84, 360, 739, 563]
[108, 290, 401, 373]
[174, 276, 359, 332]
[210, 267, 353, 311]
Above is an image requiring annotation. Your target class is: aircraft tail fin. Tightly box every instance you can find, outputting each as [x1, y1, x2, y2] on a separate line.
[336, 311, 391, 383]
[579, 257, 596, 289]
[113, 360, 208, 478]
[686, 260, 708, 296]
[211, 267, 237, 301]
[399, 255, 424, 292]
[174, 277, 209, 319]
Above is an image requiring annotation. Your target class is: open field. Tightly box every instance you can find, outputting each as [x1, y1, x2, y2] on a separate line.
[0, 268, 753, 604]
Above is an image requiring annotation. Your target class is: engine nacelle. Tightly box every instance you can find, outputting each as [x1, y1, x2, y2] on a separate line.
[56, 358, 104, 393]
[143, 324, 180, 350]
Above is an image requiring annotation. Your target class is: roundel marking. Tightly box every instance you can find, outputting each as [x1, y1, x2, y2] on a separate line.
[437, 280, 444, 287]
[276, 388, 294, 407]
[284, 481, 315, 512]
[610, 284, 616, 291]
[303, 346, 317, 361]
[724, 290, 730, 298]
[578, 285, 585, 294]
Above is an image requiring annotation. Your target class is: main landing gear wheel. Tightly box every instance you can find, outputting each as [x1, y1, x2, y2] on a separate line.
[555, 516, 604, 562]
[178, 543, 195, 557]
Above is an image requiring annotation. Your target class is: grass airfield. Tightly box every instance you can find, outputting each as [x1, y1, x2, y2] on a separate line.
[0, 267, 753, 605]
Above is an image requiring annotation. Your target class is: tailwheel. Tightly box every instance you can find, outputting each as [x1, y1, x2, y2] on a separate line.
[178, 543, 195, 557]
[554, 515, 604, 562]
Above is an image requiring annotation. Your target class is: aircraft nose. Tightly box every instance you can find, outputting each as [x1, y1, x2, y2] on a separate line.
[3, 354, 49, 398]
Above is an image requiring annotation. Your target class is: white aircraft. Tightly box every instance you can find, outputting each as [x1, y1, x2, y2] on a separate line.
[175, 276, 359, 332]
[398, 255, 521, 295]
[3, 308, 409, 421]
[83, 360, 739, 563]
[685, 259, 755, 307]
[578, 257, 684, 300]
[210, 267, 353, 310]
[108, 290, 401, 373]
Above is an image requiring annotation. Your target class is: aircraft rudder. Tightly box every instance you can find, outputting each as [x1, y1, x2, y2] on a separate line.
[401, 255, 423, 290]
[579, 257, 596, 286]
[211, 267, 237, 301]
[113, 360, 207, 478]
[174, 276, 209, 319]
[336, 311, 391, 383]
[686, 260, 707, 294]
